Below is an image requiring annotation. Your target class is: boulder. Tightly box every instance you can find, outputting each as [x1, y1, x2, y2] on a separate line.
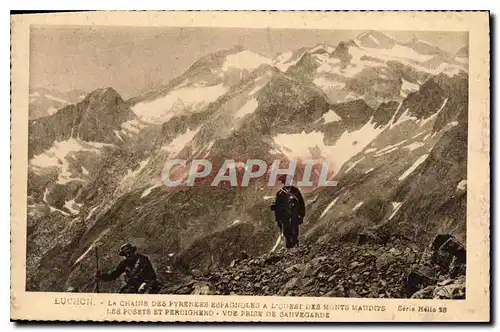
[284, 263, 305, 274]
[191, 283, 213, 295]
[376, 252, 397, 270]
[405, 234, 466, 298]
[410, 285, 436, 299]
[264, 254, 281, 265]
[433, 277, 465, 299]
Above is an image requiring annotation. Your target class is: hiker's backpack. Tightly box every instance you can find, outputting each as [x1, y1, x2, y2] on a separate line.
[280, 188, 302, 220]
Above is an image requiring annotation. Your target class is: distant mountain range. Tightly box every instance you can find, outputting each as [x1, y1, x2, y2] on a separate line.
[29, 87, 87, 119]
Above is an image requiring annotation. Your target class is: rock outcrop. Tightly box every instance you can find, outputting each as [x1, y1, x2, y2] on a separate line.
[407, 234, 466, 299]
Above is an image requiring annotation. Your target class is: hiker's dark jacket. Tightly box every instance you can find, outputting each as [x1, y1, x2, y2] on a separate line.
[100, 253, 157, 287]
[273, 185, 306, 223]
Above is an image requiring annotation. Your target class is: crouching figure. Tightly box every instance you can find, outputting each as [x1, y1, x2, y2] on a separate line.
[97, 243, 162, 294]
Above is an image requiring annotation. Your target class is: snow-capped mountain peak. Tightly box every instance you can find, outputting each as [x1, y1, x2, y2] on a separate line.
[356, 30, 396, 49]
[273, 48, 308, 72]
[308, 43, 336, 54]
[404, 36, 446, 56]
[222, 50, 272, 72]
[129, 47, 273, 124]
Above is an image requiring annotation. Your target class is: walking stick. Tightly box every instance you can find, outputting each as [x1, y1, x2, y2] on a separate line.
[93, 246, 100, 293]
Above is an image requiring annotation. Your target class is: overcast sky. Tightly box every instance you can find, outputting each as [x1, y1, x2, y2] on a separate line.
[30, 26, 468, 99]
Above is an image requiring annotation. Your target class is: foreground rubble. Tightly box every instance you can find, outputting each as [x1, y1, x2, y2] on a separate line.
[163, 234, 466, 299]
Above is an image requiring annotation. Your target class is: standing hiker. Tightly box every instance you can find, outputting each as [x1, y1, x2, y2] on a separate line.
[271, 175, 305, 248]
[96, 243, 161, 294]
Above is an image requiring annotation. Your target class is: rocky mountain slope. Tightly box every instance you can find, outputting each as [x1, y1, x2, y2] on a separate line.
[163, 234, 465, 299]
[26, 32, 468, 295]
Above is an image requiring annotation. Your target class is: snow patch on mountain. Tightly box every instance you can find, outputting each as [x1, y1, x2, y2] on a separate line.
[412, 38, 435, 48]
[73, 229, 110, 266]
[120, 158, 151, 188]
[42, 187, 50, 204]
[364, 148, 378, 154]
[223, 51, 271, 72]
[328, 118, 386, 168]
[132, 84, 228, 123]
[121, 119, 148, 134]
[30, 138, 112, 184]
[401, 79, 420, 93]
[316, 57, 342, 74]
[310, 44, 336, 54]
[365, 34, 381, 47]
[364, 167, 374, 174]
[199, 141, 215, 158]
[432, 63, 464, 77]
[419, 98, 448, 127]
[141, 183, 162, 199]
[398, 154, 429, 181]
[273, 51, 303, 72]
[312, 41, 436, 90]
[114, 130, 124, 142]
[345, 158, 364, 174]
[404, 142, 425, 151]
[391, 108, 418, 128]
[456, 179, 467, 191]
[246, 71, 273, 96]
[161, 127, 201, 156]
[311, 37, 460, 94]
[249, 84, 265, 96]
[374, 140, 407, 157]
[85, 205, 100, 221]
[313, 78, 346, 92]
[274, 117, 386, 174]
[45, 94, 69, 104]
[389, 202, 403, 220]
[307, 195, 319, 204]
[64, 199, 82, 215]
[320, 197, 339, 219]
[364, 44, 435, 63]
[436, 98, 448, 110]
[42, 187, 70, 216]
[51, 207, 70, 216]
[357, 31, 396, 49]
[273, 131, 326, 160]
[322, 109, 342, 124]
[374, 146, 399, 157]
[47, 107, 59, 115]
[274, 51, 293, 65]
[328, 58, 383, 78]
[353, 201, 364, 212]
[412, 132, 426, 139]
